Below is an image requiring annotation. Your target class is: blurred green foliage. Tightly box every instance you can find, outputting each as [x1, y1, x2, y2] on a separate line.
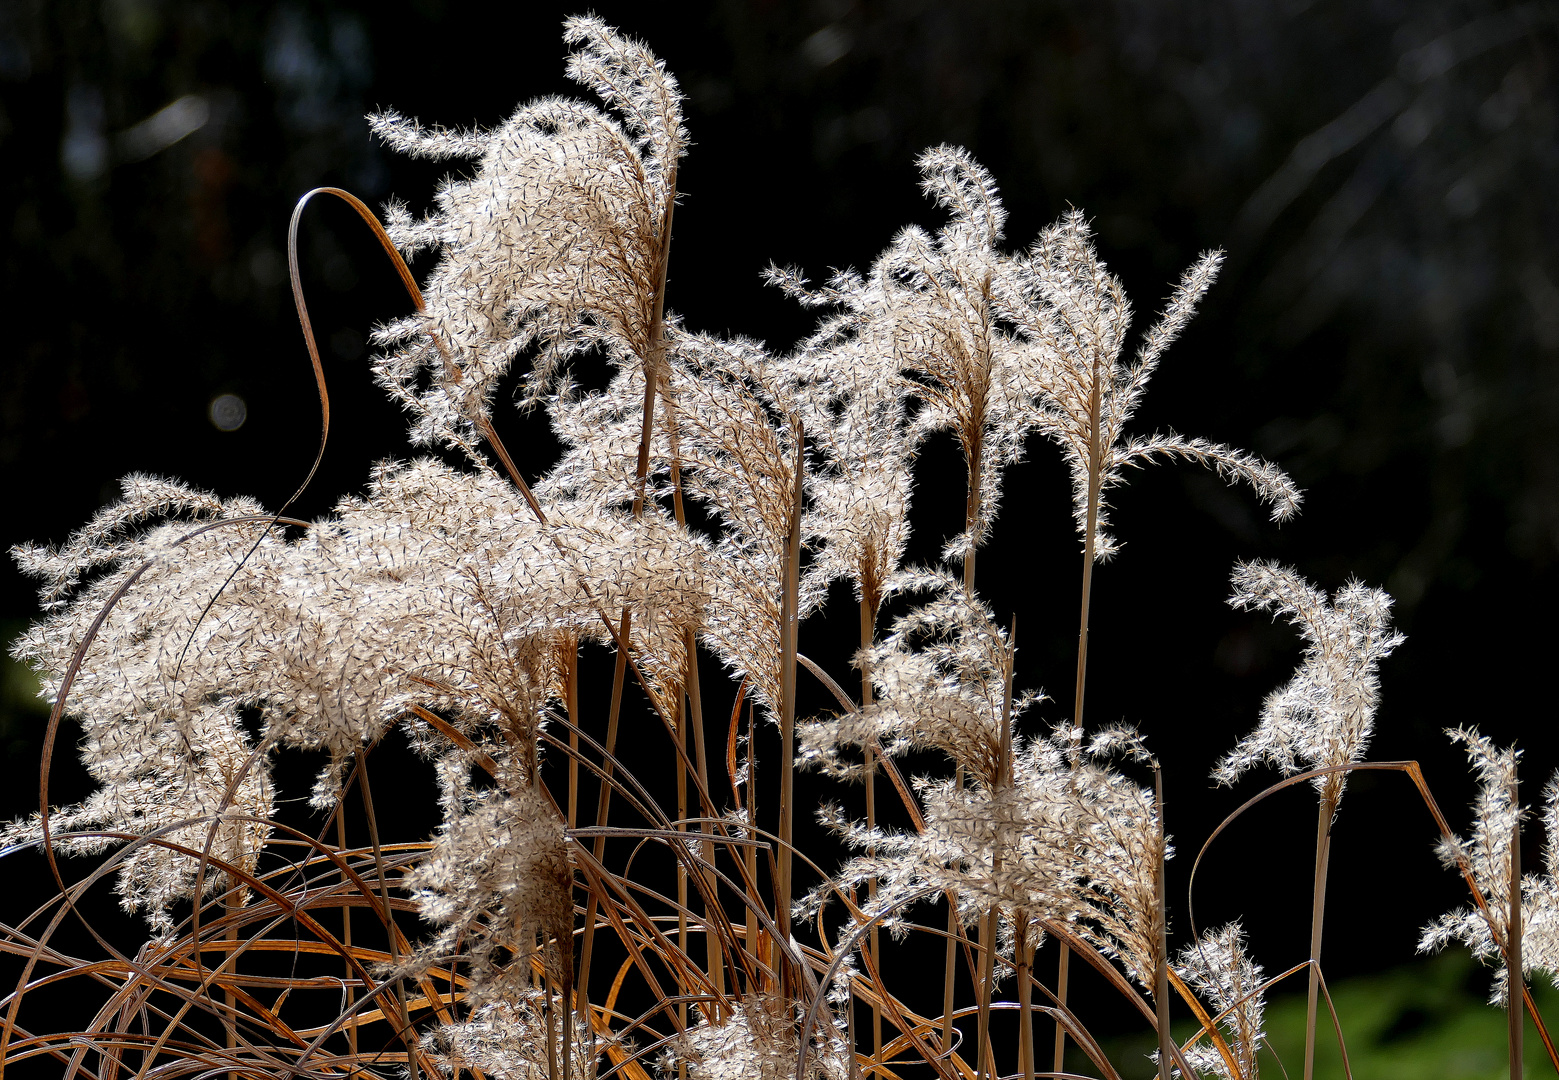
[0, 621, 48, 767]
[1086, 951, 1559, 1078]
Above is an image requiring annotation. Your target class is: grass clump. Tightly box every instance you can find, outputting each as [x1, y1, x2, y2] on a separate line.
[1, 16, 1552, 1080]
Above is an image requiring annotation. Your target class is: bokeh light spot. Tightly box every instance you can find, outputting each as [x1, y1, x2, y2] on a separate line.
[208, 392, 247, 432]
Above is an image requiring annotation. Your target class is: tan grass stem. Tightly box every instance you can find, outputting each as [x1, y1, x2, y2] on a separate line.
[1154, 768, 1170, 1080]
[677, 699, 690, 1073]
[745, 702, 762, 983]
[580, 190, 675, 1026]
[661, 376, 724, 1011]
[577, 608, 635, 1019]
[1301, 798, 1335, 1080]
[1015, 913, 1034, 1080]
[687, 627, 724, 1009]
[568, 642, 581, 830]
[963, 428, 985, 591]
[559, 972, 573, 1080]
[860, 593, 883, 1064]
[335, 805, 357, 1059]
[942, 766, 963, 1057]
[975, 906, 999, 1080]
[545, 956, 561, 1080]
[1511, 777, 1524, 1080]
[975, 617, 1016, 1080]
[949, 352, 991, 1063]
[353, 753, 421, 1080]
[224, 893, 239, 1080]
[1058, 334, 1107, 1078]
[776, 423, 806, 986]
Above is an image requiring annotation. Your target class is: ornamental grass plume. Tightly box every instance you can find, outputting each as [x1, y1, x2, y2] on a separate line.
[6, 15, 1552, 1080]
[425, 985, 605, 1080]
[815, 720, 1168, 991]
[1016, 212, 1302, 562]
[1213, 560, 1403, 1080]
[1420, 728, 1559, 1005]
[1214, 561, 1405, 810]
[368, 15, 686, 452]
[778, 146, 1300, 1074]
[669, 996, 851, 1080]
[403, 759, 574, 1001]
[1172, 924, 1268, 1080]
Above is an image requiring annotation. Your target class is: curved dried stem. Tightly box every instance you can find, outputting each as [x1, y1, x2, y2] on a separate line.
[1192, 760, 1559, 1074]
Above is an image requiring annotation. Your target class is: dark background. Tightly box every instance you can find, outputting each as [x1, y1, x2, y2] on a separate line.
[3, 0, 1558, 1051]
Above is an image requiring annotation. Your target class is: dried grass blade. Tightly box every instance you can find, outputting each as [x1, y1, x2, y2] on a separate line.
[1315, 967, 1353, 1080]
